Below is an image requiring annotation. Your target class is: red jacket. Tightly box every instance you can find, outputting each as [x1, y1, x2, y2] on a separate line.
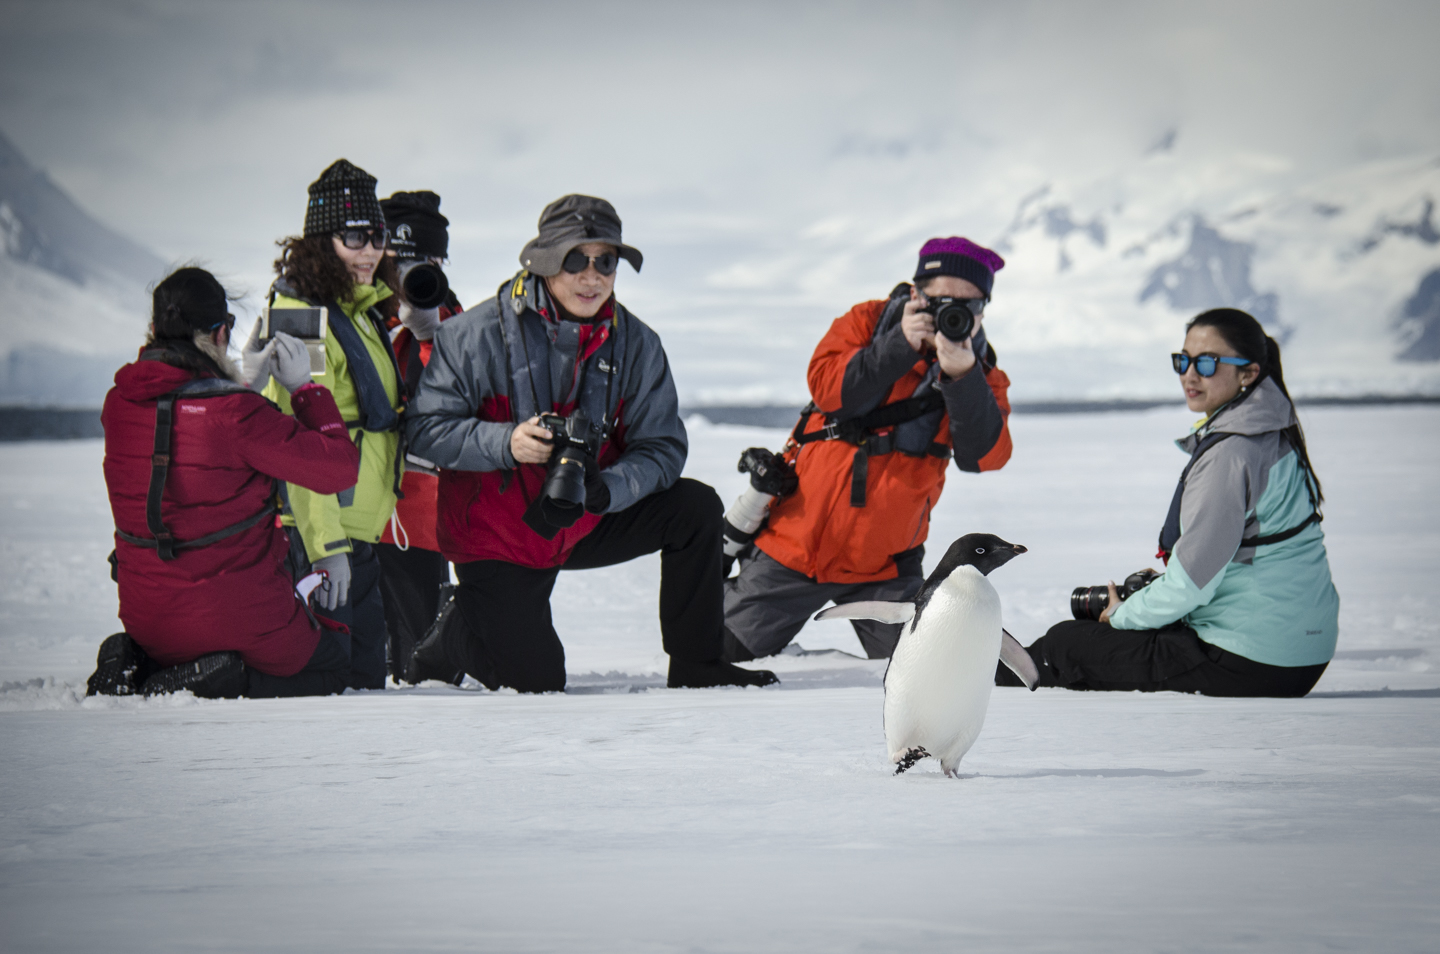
[379, 299, 462, 553]
[757, 298, 1012, 584]
[103, 357, 360, 675]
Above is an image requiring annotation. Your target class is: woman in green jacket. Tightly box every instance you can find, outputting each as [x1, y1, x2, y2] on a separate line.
[998, 308, 1339, 697]
[252, 158, 404, 690]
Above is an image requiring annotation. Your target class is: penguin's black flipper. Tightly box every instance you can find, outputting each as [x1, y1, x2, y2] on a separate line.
[894, 747, 930, 775]
[999, 629, 1040, 691]
[815, 601, 916, 624]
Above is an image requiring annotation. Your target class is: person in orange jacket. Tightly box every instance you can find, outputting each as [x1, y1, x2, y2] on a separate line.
[372, 191, 466, 682]
[723, 236, 1013, 661]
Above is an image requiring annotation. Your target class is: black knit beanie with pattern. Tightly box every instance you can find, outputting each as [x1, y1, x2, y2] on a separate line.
[304, 159, 385, 237]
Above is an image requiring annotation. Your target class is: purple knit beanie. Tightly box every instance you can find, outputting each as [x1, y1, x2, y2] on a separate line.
[914, 237, 1005, 297]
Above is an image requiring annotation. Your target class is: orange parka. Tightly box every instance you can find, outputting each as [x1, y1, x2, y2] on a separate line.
[755, 295, 1012, 584]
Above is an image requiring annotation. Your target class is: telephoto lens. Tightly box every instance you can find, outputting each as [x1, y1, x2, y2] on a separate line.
[1070, 585, 1112, 621]
[400, 261, 450, 310]
[1070, 568, 1162, 621]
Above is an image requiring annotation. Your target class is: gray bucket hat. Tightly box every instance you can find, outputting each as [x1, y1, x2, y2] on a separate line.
[519, 194, 643, 277]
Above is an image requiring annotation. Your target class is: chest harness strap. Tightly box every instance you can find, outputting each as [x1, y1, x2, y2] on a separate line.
[1157, 431, 1322, 563]
[114, 381, 281, 561]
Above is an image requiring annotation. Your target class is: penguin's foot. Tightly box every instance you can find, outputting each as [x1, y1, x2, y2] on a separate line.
[893, 747, 930, 775]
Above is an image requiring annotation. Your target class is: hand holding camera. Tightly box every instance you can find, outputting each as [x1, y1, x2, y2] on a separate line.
[1072, 568, 1161, 623]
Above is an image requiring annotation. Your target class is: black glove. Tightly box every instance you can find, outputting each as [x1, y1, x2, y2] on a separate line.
[738, 447, 799, 497]
[584, 467, 610, 514]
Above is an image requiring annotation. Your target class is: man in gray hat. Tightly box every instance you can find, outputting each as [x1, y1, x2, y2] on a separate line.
[405, 194, 778, 692]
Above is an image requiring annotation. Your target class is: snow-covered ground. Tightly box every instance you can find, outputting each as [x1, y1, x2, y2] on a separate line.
[2, 406, 1438, 952]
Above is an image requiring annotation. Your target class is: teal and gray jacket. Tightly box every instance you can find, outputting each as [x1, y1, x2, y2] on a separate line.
[1109, 377, 1339, 667]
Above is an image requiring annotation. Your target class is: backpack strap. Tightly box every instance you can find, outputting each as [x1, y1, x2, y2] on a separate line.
[1157, 430, 1322, 561]
[116, 386, 280, 561]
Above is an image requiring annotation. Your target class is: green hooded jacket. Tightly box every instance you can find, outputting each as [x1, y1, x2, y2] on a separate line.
[264, 281, 401, 563]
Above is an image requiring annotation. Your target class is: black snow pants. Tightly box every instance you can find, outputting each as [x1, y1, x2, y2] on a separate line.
[288, 530, 389, 691]
[994, 619, 1328, 697]
[375, 542, 449, 681]
[438, 478, 726, 693]
[244, 628, 350, 698]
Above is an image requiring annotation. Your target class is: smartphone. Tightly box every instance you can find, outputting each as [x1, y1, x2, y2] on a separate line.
[261, 306, 328, 376]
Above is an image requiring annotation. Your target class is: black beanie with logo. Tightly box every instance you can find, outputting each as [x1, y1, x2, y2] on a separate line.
[380, 191, 450, 260]
[303, 159, 385, 237]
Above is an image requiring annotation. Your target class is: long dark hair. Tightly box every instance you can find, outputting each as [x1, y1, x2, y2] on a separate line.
[1187, 308, 1323, 505]
[145, 266, 239, 380]
[273, 234, 399, 305]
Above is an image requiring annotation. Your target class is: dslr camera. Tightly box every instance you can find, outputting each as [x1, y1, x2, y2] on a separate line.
[538, 411, 601, 511]
[920, 295, 986, 342]
[522, 411, 604, 539]
[1071, 569, 1161, 621]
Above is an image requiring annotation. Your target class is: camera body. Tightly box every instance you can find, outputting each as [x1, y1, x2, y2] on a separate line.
[537, 412, 601, 510]
[1071, 568, 1161, 621]
[920, 296, 981, 342]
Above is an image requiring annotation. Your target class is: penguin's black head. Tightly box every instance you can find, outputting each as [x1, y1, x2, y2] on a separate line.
[937, 533, 1028, 577]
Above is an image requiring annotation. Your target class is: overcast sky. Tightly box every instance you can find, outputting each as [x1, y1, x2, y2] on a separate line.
[2, 0, 1438, 401]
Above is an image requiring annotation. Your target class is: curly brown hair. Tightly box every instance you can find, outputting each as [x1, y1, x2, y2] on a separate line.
[273, 234, 399, 305]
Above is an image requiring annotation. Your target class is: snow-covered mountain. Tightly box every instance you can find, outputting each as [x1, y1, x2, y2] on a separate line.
[987, 150, 1440, 399]
[0, 130, 166, 407]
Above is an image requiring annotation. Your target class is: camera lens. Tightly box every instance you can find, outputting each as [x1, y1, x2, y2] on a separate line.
[934, 300, 976, 342]
[401, 262, 450, 310]
[541, 454, 587, 509]
[1070, 585, 1111, 621]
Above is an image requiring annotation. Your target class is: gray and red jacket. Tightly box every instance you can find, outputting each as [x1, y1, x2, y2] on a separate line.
[405, 270, 687, 568]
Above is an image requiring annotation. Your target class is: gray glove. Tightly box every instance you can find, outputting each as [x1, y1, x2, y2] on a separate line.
[241, 321, 277, 392]
[311, 553, 351, 611]
[271, 332, 313, 393]
[398, 302, 442, 341]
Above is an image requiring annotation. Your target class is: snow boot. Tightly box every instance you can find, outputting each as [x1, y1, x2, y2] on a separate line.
[667, 657, 779, 689]
[405, 585, 465, 686]
[141, 651, 247, 699]
[85, 633, 151, 696]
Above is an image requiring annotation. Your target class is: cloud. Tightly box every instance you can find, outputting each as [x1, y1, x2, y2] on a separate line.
[1, 0, 1438, 400]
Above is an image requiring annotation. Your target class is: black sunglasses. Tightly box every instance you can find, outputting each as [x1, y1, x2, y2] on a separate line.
[1172, 353, 1253, 377]
[337, 228, 389, 250]
[209, 312, 236, 333]
[561, 249, 619, 276]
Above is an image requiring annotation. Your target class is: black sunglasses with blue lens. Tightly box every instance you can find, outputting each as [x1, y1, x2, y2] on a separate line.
[1172, 353, 1253, 377]
[561, 249, 619, 276]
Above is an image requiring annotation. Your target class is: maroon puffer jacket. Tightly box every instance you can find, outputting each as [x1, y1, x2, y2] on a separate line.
[103, 356, 359, 675]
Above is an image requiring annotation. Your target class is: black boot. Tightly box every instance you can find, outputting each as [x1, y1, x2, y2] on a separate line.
[720, 627, 758, 663]
[141, 652, 247, 699]
[86, 633, 151, 696]
[668, 657, 779, 688]
[405, 585, 466, 686]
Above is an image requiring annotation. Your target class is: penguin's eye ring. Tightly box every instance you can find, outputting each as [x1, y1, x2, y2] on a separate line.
[975, 547, 985, 553]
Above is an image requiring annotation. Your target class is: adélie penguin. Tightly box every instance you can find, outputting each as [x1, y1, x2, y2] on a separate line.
[813, 533, 1038, 777]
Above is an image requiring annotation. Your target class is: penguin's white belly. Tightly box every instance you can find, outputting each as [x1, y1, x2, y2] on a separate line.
[884, 568, 1003, 772]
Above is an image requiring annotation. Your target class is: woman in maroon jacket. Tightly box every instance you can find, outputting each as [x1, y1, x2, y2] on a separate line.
[88, 267, 361, 699]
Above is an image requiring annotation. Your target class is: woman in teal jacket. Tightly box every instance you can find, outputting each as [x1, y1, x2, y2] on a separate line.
[999, 308, 1338, 697]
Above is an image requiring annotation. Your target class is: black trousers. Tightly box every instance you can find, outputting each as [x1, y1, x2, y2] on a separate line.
[375, 542, 449, 681]
[995, 618, 1328, 697]
[445, 478, 725, 693]
[287, 530, 389, 691]
[244, 629, 349, 698]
